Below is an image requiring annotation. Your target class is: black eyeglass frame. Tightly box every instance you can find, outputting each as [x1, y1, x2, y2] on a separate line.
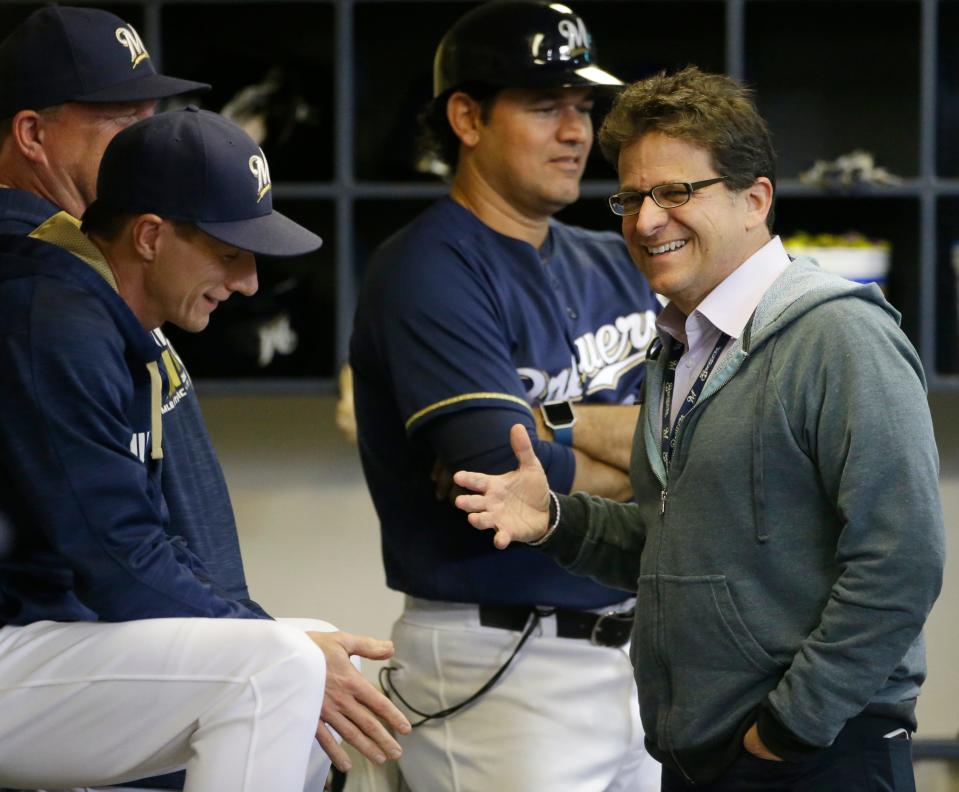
[607, 177, 728, 216]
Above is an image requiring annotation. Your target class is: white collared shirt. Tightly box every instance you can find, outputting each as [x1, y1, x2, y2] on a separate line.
[655, 236, 791, 428]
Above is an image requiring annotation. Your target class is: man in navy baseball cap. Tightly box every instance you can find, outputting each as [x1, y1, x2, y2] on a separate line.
[0, 104, 407, 791]
[0, 5, 209, 227]
[81, 107, 322, 332]
[85, 106, 321, 260]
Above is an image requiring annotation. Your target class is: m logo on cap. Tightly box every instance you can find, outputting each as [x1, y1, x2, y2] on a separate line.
[115, 24, 149, 68]
[249, 150, 272, 203]
[557, 17, 589, 57]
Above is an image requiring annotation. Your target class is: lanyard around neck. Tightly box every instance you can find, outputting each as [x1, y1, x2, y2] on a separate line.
[660, 332, 730, 472]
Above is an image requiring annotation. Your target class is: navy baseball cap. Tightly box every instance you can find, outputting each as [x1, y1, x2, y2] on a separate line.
[86, 107, 322, 258]
[0, 6, 209, 118]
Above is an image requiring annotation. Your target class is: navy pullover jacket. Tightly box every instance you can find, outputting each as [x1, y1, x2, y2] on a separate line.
[0, 219, 264, 623]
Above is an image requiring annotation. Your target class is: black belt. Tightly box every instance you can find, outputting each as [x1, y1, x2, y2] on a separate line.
[478, 604, 634, 647]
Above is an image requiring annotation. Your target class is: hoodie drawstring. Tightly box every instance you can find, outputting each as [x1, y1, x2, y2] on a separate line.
[146, 362, 164, 460]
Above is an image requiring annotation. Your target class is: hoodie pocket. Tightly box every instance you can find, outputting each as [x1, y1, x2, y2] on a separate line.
[644, 574, 784, 752]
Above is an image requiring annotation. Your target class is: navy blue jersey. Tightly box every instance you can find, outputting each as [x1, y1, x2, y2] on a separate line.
[0, 230, 264, 623]
[351, 197, 660, 608]
[0, 189, 262, 615]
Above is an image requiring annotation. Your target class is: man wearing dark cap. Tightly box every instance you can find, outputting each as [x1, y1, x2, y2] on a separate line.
[0, 5, 208, 228]
[0, 5, 272, 672]
[0, 108, 410, 791]
[349, 1, 660, 789]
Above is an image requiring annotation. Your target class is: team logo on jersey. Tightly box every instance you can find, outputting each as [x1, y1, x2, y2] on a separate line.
[557, 16, 589, 57]
[249, 151, 272, 203]
[517, 310, 656, 402]
[151, 328, 193, 413]
[115, 24, 150, 69]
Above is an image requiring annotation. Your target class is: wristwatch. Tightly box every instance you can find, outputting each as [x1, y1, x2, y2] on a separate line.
[540, 400, 577, 447]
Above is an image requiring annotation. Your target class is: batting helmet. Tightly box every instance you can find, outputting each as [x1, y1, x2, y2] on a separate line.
[433, 1, 623, 98]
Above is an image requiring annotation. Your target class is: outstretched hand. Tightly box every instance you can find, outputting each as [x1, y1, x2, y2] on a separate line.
[453, 424, 551, 549]
[308, 631, 412, 772]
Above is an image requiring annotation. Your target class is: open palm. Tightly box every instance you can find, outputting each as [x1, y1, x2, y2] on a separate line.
[453, 424, 552, 548]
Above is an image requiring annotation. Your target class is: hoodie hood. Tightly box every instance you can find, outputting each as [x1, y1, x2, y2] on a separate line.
[744, 256, 900, 355]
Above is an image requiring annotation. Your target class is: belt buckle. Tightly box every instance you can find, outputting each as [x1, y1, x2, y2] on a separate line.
[590, 610, 628, 647]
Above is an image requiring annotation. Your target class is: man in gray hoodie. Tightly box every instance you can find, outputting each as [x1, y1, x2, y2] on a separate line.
[451, 66, 945, 791]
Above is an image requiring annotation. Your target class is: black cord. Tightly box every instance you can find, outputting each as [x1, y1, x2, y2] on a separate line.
[329, 766, 347, 792]
[378, 608, 548, 728]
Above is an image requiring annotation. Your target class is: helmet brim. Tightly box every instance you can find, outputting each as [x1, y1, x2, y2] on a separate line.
[519, 64, 624, 89]
[437, 64, 624, 97]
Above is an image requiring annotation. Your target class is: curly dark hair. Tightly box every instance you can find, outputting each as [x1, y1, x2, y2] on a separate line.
[599, 66, 776, 230]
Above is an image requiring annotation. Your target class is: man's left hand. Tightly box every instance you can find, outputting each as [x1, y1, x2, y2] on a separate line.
[307, 630, 412, 771]
[743, 722, 783, 761]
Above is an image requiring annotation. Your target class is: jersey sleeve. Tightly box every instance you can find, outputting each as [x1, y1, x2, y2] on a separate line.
[369, 240, 533, 434]
[424, 407, 576, 493]
[354, 233, 579, 488]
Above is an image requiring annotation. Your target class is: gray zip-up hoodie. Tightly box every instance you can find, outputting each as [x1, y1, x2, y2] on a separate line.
[542, 258, 945, 784]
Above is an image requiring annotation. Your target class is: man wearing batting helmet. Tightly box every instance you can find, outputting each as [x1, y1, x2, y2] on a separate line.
[350, 2, 661, 789]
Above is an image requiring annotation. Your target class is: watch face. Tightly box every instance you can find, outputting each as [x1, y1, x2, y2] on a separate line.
[542, 400, 575, 428]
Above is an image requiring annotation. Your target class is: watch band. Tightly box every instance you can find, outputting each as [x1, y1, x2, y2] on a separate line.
[552, 426, 573, 447]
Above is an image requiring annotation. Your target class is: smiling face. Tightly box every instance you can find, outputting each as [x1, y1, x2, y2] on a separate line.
[470, 87, 594, 218]
[144, 223, 258, 332]
[617, 131, 771, 315]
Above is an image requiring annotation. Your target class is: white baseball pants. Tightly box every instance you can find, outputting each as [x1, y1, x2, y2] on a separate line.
[370, 597, 661, 792]
[0, 617, 336, 792]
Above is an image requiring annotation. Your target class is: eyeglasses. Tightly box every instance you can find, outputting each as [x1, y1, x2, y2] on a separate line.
[607, 177, 728, 216]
